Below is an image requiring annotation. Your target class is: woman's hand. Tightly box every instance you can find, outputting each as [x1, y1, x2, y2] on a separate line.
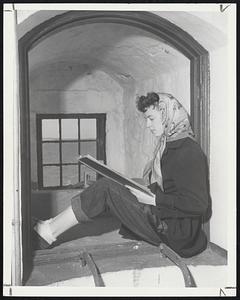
[125, 185, 156, 206]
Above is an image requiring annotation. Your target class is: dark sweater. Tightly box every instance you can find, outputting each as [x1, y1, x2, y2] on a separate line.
[149, 137, 212, 257]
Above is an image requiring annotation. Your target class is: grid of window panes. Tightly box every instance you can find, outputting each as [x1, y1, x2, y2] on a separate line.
[37, 115, 103, 189]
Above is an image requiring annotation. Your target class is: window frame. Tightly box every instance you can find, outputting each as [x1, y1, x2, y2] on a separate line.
[36, 113, 106, 190]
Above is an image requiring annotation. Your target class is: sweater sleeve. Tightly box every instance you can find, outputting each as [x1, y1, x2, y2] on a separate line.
[155, 145, 210, 218]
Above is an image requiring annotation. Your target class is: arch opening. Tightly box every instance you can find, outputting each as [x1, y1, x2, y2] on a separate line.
[18, 10, 210, 285]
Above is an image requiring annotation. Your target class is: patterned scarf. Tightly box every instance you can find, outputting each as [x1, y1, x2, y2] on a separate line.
[143, 93, 195, 191]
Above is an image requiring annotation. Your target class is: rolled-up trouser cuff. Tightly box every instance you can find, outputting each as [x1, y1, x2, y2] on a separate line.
[71, 193, 91, 223]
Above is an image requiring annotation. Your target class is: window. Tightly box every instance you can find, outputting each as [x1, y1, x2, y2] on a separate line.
[36, 114, 106, 189]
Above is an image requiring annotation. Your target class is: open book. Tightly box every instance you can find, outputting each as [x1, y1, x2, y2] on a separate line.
[78, 154, 152, 196]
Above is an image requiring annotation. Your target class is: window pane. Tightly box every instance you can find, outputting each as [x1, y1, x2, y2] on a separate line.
[42, 119, 59, 141]
[61, 119, 78, 140]
[80, 141, 96, 158]
[62, 165, 79, 186]
[80, 165, 97, 182]
[62, 142, 79, 163]
[43, 166, 60, 187]
[80, 119, 96, 139]
[42, 143, 59, 164]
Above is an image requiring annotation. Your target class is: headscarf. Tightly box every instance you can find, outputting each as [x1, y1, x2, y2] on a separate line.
[142, 93, 195, 191]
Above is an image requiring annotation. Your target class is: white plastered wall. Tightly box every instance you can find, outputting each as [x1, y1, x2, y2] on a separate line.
[209, 45, 231, 250]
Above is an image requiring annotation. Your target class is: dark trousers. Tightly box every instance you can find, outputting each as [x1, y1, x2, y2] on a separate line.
[71, 177, 165, 246]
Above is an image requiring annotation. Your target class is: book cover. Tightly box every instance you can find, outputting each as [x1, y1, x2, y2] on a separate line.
[78, 155, 152, 196]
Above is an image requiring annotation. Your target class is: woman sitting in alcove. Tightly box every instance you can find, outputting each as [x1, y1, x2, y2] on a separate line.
[34, 92, 211, 258]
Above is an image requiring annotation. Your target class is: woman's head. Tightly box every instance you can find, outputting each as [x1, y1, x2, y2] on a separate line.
[136, 92, 194, 139]
[136, 92, 166, 137]
[136, 92, 160, 113]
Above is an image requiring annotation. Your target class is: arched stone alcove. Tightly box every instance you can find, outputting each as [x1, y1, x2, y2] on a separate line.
[18, 11, 210, 283]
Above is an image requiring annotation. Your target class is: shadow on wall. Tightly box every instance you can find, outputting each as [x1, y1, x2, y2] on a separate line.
[31, 188, 81, 220]
[31, 190, 55, 220]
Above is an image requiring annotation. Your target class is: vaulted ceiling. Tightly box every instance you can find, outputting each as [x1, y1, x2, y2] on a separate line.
[29, 22, 189, 85]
